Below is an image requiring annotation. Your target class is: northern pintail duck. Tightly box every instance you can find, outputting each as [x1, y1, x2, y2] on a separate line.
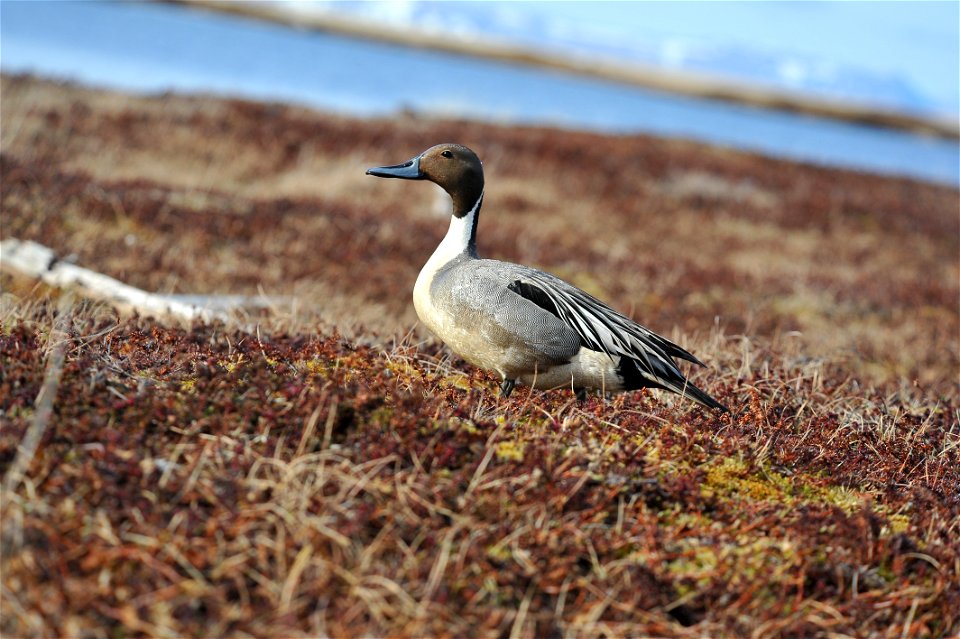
[367, 143, 727, 412]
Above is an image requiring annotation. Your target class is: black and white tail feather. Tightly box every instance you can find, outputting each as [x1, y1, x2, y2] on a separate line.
[508, 271, 727, 412]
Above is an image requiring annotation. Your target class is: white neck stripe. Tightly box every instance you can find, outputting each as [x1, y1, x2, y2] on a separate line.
[423, 191, 483, 270]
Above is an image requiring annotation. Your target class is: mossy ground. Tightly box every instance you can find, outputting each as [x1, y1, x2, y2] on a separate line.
[2, 74, 958, 637]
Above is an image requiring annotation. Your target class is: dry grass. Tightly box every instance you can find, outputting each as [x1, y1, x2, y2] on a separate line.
[1, 74, 958, 637]
[1, 303, 957, 637]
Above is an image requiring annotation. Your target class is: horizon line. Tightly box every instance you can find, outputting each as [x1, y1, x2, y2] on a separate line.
[169, 0, 959, 142]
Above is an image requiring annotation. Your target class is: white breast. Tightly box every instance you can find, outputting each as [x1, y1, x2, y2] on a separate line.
[412, 196, 481, 338]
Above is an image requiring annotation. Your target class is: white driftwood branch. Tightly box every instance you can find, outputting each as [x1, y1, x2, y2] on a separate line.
[1, 238, 229, 323]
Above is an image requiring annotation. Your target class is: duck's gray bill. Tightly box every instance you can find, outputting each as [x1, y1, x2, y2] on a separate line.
[366, 156, 422, 179]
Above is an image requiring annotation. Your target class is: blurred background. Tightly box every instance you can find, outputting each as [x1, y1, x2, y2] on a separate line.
[2, 0, 958, 185]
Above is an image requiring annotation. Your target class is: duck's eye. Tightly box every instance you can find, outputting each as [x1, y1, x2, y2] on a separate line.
[441, 150, 453, 158]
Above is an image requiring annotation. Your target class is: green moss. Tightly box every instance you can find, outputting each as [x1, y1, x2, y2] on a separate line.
[816, 484, 864, 514]
[437, 372, 476, 391]
[495, 440, 525, 462]
[665, 542, 719, 583]
[885, 513, 910, 535]
[293, 357, 332, 379]
[486, 543, 512, 563]
[700, 457, 795, 504]
[383, 359, 423, 384]
[444, 416, 479, 435]
[219, 353, 245, 373]
[368, 405, 395, 427]
[698, 458, 881, 528]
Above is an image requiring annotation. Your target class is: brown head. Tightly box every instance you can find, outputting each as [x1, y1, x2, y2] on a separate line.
[366, 143, 484, 218]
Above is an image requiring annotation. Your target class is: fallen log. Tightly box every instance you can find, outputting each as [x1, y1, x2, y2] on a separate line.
[1, 238, 230, 322]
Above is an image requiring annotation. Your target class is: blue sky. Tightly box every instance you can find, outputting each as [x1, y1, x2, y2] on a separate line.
[313, 0, 960, 117]
[542, 1, 960, 111]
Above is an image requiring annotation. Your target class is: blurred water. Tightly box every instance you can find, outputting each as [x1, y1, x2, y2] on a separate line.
[302, 0, 960, 119]
[2, 0, 957, 186]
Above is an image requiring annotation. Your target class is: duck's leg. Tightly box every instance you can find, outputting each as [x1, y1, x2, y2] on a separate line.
[500, 378, 516, 398]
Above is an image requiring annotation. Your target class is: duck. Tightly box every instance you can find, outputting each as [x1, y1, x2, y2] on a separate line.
[366, 143, 727, 412]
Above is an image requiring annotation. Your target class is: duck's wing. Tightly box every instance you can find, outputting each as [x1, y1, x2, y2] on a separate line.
[451, 259, 726, 411]
[503, 265, 705, 382]
[436, 260, 584, 365]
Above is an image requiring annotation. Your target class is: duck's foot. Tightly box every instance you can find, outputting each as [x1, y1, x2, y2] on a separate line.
[500, 378, 516, 398]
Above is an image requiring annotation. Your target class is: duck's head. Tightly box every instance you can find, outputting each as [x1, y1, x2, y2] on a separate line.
[366, 143, 484, 218]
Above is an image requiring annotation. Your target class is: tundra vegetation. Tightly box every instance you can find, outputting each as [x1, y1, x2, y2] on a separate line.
[1, 74, 958, 637]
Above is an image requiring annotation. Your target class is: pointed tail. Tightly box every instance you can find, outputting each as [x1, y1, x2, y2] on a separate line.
[618, 355, 728, 412]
